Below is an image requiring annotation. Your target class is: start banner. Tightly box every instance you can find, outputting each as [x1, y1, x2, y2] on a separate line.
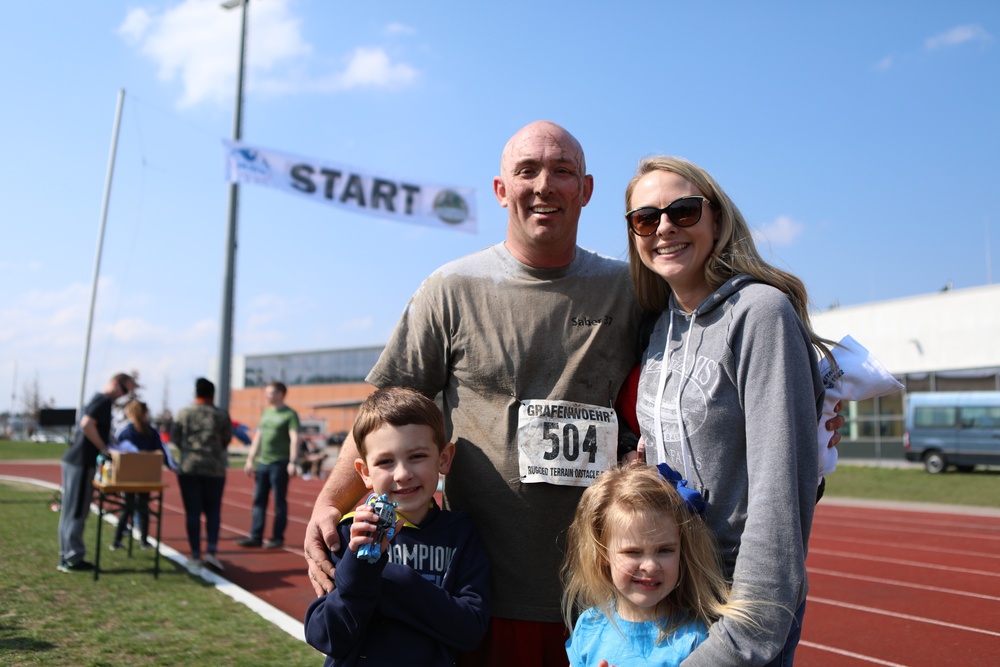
[223, 140, 476, 234]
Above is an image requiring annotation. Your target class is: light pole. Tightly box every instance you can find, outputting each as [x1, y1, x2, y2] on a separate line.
[217, 0, 248, 411]
[79, 88, 126, 422]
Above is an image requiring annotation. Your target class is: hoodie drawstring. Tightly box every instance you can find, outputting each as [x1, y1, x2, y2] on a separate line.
[653, 309, 698, 481]
[652, 311, 674, 467]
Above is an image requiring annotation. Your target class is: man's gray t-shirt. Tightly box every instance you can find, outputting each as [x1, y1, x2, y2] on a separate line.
[367, 243, 640, 622]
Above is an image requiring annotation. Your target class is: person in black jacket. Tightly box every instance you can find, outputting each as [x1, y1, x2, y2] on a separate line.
[57, 372, 136, 572]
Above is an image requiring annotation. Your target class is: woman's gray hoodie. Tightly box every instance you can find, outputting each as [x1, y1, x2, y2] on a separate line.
[636, 274, 825, 666]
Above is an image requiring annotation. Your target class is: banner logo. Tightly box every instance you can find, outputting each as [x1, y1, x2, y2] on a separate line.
[226, 146, 272, 184]
[433, 190, 469, 224]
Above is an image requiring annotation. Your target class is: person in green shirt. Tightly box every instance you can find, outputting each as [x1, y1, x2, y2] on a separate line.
[237, 381, 300, 548]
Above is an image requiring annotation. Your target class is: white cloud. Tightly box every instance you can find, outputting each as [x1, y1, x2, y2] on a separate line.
[107, 317, 167, 344]
[339, 47, 419, 89]
[118, 0, 417, 108]
[925, 24, 993, 51]
[752, 215, 804, 247]
[874, 55, 893, 71]
[385, 22, 416, 36]
[304, 47, 419, 93]
[0, 278, 218, 415]
[118, 8, 152, 43]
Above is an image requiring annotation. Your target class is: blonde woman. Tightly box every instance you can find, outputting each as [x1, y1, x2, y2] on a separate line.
[625, 156, 829, 666]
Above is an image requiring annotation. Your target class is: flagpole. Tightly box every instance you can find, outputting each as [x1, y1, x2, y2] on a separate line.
[217, 0, 248, 411]
[78, 87, 125, 422]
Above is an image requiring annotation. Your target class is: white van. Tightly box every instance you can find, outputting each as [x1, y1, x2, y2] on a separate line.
[903, 391, 1000, 473]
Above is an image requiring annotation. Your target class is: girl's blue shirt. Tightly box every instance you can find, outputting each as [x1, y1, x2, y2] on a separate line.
[566, 606, 708, 667]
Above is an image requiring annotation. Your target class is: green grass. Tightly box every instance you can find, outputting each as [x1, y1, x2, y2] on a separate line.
[0, 440, 248, 468]
[0, 479, 322, 666]
[824, 464, 999, 507]
[0, 440, 68, 460]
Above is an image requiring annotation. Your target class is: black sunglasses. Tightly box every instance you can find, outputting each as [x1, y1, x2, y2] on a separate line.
[625, 195, 712, 236]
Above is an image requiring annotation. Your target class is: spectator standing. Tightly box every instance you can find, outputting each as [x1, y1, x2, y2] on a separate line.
[237, 381, 300, 549]
[57, 372, 136, 572]
[171, 378, 232, 571]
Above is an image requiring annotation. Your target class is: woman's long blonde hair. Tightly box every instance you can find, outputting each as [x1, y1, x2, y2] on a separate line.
[625, 156, 834, 363]
[561, 465, 756, 641]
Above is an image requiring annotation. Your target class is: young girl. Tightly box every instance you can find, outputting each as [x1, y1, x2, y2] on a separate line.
[562, 464, 754, 667]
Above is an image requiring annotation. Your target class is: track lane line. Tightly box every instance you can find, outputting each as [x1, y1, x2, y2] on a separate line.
[808, 596, 1000, 637]
[811, 535, 1000, 560]
[809, 548, 1000, 578]
[798, 641, 910, 666]
[809, 567, 1000, 601]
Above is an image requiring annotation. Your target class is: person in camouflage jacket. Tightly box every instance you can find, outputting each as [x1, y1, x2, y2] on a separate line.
[171, 377, 232, 570]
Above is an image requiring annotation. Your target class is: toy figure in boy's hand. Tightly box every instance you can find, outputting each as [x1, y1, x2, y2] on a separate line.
[355, 494, 398, 564]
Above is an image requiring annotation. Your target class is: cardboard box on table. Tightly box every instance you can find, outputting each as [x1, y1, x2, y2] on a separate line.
[109, 450, 163, 484]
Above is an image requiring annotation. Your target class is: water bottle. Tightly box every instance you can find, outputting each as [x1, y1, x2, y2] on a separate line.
[95, 455, 105, 483]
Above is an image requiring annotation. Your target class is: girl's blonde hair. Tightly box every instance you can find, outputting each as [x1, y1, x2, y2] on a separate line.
[625, 156, 834, 365]
[125, 400, 151, 437]
[561, 465, 755, 641]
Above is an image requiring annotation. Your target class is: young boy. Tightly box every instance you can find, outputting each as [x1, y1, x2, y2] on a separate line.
[303, 387, 491, 666]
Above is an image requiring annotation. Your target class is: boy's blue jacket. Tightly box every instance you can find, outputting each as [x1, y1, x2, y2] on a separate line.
[304, 500, 491, 666]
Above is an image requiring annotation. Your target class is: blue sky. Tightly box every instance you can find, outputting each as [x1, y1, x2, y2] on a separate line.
[2, 1, 998, 416]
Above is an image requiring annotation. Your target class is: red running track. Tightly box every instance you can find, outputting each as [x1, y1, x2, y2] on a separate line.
[4, 460, 999, 665]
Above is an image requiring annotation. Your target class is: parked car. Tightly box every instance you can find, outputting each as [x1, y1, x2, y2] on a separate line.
[904, 391, 1000, 473]
[30, 431, 69, 444]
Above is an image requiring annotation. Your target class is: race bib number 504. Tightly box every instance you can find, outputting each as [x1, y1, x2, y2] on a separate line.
[517, 399, 618, 487]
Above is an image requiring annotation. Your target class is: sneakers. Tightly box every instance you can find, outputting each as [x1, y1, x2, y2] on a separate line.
[188, 557, 202, 570]
[139, 540, 152, 551]
[237, 536, 282, 548]
[57, 560, 95, 573]
[109, 542, 124, 552]
[203, 553, 224, 571]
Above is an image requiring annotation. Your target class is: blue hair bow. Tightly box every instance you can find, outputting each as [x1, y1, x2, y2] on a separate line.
[656, 463, 706, 515]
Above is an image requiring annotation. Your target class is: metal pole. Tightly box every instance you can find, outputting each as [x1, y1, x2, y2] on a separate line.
[78, 88, 125, 422]
[217, 0, 248, 411]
